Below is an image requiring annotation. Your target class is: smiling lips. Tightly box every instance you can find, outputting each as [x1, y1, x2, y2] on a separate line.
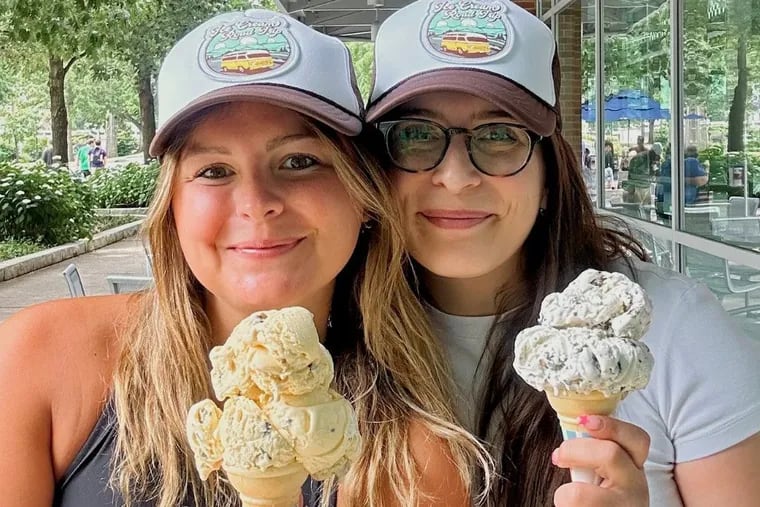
[420, 209, 494, 229]
[228, 238, 304, 258]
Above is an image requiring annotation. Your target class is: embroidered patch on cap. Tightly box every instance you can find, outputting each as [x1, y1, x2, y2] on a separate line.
[199, 10, 298, 81]
[421, 0, 513, 63]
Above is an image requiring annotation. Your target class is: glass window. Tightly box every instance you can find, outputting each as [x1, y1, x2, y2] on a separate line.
[602, 0, 671, 225]
[684, 246, 760, 338]
[681, 0, 760, 253]
[580, 0, 598, 204]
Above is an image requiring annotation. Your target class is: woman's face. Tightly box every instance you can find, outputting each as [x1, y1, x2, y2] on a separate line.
[172, 102, 362, 331]
[388, 92, 546, 308]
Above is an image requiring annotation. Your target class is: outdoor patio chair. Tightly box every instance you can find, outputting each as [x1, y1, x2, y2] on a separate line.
[684, 249, 760, 317]
[711, 216, 760, 243]
[106, 275, 153, 294]
[62, 263, 85, 297]
[684, 207, 720, 236]
[728, 196, 759, 218]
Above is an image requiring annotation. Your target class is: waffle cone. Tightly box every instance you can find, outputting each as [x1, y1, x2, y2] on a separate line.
[224, 462, 309, 507]
[545, 391, 622, 433]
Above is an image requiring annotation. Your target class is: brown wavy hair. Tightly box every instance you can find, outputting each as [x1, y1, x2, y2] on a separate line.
[110, 108, 492, 507]
[466, 132, 647, 506]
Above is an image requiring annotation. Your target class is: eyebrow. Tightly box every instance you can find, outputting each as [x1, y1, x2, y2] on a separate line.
[182, 143, 232, 157]
[182, 132, 319, 158]
[398, 107, 519, 124]
[265, 132, 319, 151]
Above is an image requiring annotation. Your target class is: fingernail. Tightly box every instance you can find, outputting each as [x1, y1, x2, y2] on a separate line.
[551, 448, 559, 465]
[578, 414, 602, 430]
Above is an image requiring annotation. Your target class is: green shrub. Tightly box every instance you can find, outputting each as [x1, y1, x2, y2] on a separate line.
[88, 161, 159, 208]
[0, 144, 14, 164]
[117, 127, 140, 156]
[0, 240, 43, 261]
[0, 162, 95, 245]
[701, 146, 760, 198]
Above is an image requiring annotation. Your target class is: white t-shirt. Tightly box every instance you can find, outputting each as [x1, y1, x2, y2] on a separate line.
[429, 260, 760, 506]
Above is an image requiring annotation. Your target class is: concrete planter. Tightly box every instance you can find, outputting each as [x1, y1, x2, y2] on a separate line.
[94, 207, 149, 216]
[0, 219, 144, 282]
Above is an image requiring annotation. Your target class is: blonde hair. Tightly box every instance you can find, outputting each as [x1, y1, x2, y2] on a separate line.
[110, 108, 492, 507]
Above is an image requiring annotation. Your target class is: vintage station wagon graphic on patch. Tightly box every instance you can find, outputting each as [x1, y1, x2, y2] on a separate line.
[199, 11, 297, 80]
[422, 0, 513, 62]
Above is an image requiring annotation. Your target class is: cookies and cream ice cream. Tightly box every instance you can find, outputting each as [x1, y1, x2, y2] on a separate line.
[186, 307, 361, 506]
[513, 269, 655, 484]
[514, 269, 654, 397]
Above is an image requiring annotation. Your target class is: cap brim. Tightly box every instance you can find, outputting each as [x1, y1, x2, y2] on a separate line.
[367, 69, 557, 137]
[149, 84, 363, 158]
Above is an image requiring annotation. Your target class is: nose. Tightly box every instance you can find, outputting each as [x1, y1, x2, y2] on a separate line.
[233, 171, 285, 220]
[430, 135, 482, 193]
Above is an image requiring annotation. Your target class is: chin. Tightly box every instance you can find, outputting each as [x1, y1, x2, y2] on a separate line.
[417, 256, 497, 280]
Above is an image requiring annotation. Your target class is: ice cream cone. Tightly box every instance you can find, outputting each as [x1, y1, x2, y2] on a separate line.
[225, 462, 309, 507]
[545, 391, 622, 484]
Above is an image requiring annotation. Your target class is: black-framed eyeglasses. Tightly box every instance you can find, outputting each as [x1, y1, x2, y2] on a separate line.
[377, 118, 543, 177]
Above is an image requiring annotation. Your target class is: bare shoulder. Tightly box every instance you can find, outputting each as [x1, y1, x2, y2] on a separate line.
[408, 419, 470, 506]
[0, 294, 139, 484]
[1, 294, 134, 357]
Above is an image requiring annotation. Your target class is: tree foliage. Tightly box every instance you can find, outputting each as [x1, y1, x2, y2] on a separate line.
[0, 44, 49, 161]
[346, 42, 375, 102]
[584, 0, 759, 150]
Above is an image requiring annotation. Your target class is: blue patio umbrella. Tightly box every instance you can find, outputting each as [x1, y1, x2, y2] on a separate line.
[581, 89, 671, 122]
[684, 112, 706, 120]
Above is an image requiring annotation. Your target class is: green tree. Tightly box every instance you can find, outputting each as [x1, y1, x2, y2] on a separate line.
[66, 57, 141, 132]
[346, 42, 374, 102]
[104, 0, 257, 161]
[0, 0, 131, 164]
[0, 43, 49, 161]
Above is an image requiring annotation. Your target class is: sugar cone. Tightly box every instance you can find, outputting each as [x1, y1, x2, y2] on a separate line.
[225, 462, 309, 507]
[545, 391, 622, 484]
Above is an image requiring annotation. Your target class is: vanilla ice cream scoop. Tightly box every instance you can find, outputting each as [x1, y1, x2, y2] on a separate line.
[186, 400, 224, 480]
[266, 391, 361, 480]
[514, 269, 654, 396]
[209, 308, 334, 403]
[186, 306, 362, 504]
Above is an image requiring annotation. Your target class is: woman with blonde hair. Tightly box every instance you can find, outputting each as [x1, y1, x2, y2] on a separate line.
[0, 9, 490, 507]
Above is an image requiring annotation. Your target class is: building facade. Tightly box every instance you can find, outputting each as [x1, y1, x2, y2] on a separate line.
[539, 0, 760, 336]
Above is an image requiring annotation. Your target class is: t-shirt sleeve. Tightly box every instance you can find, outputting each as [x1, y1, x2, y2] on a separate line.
[653, 281, 760, 463]
[684, 159, 706, 177]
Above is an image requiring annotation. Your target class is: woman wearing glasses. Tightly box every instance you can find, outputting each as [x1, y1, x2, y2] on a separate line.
[367, 0, 760, 506]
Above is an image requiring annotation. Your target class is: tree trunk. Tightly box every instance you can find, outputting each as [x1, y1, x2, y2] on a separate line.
[48, 55, 69, 164]
[727, 34, 747, 152]
[138, 67, 156, 162]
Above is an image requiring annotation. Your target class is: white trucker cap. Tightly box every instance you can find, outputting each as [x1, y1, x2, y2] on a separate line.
[150, 9, 364, 157]
[367, 0, 560, 136]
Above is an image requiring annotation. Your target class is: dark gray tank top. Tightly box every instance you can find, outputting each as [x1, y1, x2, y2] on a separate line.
[53, 400, 335, 506]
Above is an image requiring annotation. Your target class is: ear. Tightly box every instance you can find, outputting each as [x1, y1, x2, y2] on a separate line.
[540, 191, 548, 210]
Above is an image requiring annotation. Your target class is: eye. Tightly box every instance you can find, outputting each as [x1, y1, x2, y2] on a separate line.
[195, 164, 232, 179]
[281, 154, 320, 171]
[477, 125, 519, 143]
[398, 122, 441, 143]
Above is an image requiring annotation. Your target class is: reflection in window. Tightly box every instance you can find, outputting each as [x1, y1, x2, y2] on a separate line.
[681, 1, 760, 253]
[598, 0, 671, 225]
[580, 0, 598, 203]
[684, 247, 760, 338]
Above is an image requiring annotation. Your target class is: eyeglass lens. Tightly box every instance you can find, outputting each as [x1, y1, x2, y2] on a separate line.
[384, 120, 533, 176]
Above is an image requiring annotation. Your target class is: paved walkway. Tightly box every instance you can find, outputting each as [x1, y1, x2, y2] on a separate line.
[0, 236, 148, 322]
